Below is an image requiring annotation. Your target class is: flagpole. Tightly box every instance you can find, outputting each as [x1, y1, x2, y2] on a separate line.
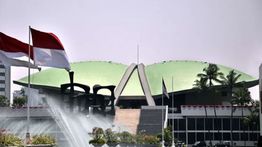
[171, 76, 175, 147]
[26, 26, 31, 145]
[137, 44, 139, 65]
[162, 78, 165, 147]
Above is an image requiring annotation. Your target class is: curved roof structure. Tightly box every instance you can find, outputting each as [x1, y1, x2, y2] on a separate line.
[17, 60, 256, 96]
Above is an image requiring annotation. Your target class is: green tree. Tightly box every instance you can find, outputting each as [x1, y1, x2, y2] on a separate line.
[220, 70, 242, 145]
[197, 64, 224, 87]
[220, 70, 241, 97]
[194, 64, 224, 144]
[243, 100, 259, 142]
[232, 87, 252, 146]
[193, 78, 208, 90]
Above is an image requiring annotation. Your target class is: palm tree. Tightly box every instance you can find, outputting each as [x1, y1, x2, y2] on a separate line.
[220, 70, 241, 146]
[243, 100, 259, 142]
[194, 64, 223, 145]
[193, 77, 208, 90]
[220, 70, 241, 97]
[232, 87, 252, 147]
[197, 64, 224, 87]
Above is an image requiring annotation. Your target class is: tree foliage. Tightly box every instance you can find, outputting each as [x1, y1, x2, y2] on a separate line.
[0, 95, 9, 107]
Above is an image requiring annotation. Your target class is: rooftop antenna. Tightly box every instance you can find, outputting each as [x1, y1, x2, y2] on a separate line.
[137, 44, 139, 64]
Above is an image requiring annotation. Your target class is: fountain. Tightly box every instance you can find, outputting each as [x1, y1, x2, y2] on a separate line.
[0, 71, 123, 147]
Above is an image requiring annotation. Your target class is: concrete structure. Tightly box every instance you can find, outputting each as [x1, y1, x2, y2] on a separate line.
[0, 64, 10, 99]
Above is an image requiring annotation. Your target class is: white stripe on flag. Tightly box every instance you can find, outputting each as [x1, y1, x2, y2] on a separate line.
[33, 47, 70, 70]
[0, 51, 38, 69]
[0, 50, 28, 58]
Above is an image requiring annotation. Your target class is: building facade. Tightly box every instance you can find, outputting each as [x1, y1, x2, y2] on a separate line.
[0, 64, 10, 99]
[169, 105, 259, 146]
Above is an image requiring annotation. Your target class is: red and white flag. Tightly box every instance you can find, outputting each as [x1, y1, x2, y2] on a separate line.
[0, 32, 38, 68]
[30, 28, 71, 71]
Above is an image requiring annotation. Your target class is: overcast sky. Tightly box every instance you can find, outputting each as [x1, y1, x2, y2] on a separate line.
[1, 0, 262, 99]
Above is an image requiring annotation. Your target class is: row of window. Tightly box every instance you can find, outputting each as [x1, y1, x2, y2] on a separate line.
[183, 132, 260, 144]
[168, 117, 259, 131]
[0, 80, 5, 84]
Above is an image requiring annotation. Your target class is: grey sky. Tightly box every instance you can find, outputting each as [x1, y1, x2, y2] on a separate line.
[1, 0, 262, 99]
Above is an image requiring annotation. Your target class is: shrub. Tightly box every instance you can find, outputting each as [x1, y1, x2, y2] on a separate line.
[89, 138, 106, 145]
[118, 131, 136, 144]
[31, 134, 55, 145]
[12, 96, 26, 107]
[105, 128, 119, 144]
[0, 95, 9, 107]
[143, 135, 159, 144]
[136, 131, 159, 145]
[0, 129, 23, 146]
[157, 127, 173, 146]
[89, 127, 106, 145]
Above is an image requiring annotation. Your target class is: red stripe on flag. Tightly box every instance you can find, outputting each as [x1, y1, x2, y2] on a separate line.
[30, 28, 64, 50]
[0, 32, 33, 59]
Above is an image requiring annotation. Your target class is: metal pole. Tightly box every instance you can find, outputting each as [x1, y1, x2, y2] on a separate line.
[171, 76, 175, 147]
[162, 92, 165, 147]
[26, 26, 31, 145]
[162, 78, 165, 147]
[137, 44, 139, 65]
[258, 64, 262, 147]
[259, 64, 262, 136]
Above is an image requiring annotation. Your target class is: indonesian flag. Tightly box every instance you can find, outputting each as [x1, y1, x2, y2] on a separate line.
[0, 32, 38, 68]
[30, 28, 71, 71]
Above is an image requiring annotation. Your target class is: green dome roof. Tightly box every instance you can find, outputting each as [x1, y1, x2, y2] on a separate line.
[18, 60, 256, 96]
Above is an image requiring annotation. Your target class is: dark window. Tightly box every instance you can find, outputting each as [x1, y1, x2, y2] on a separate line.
[205, 118, 213, 130]
[174, 133, 178, 139]
[174, 119, 178, 131]
[214, 118, 221, 130]
[240, 133, 248, 141]
[223, 133, 230, 140]
[188, 118, 195, 130]
[197, 118, 204, 130]
[188, 133, 195, 144]
[0, 73, 5, 76]
[0, 88, 4, 91]
[0, 65, 4, 68]
[214, 133, 222, 141]
[0, 80, 4, 84]
[223, 118, 230, 130]
[205, 132, 213, 141]
[178, 133, 186, 143]
[197, 133, 204, 141]
[221, 91, 227, 96]
[249, 133, 257, 141]
[232, 133, 239, 141]
[232, 118, 239, 130]
[179, 119, 186, 130]
[240, 119, 248, 130]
